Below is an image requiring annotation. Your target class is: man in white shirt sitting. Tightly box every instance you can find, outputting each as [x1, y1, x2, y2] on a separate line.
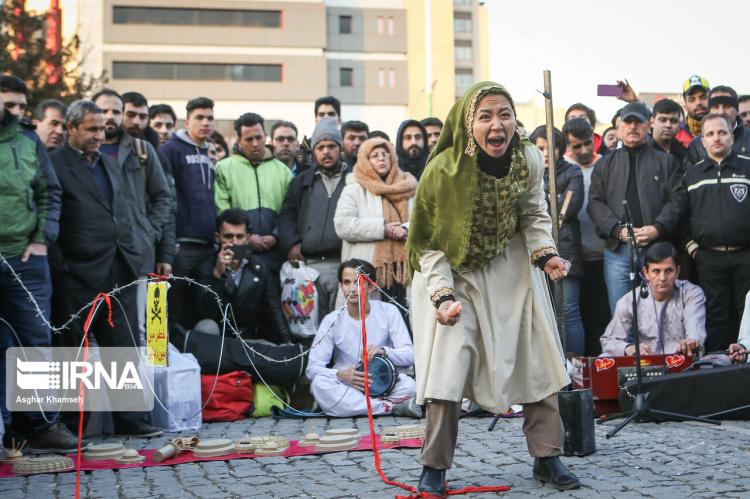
[306, 258, 421, 417]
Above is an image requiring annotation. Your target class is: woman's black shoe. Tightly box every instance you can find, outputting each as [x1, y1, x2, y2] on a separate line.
[417, 466, 446, 497]
[532, 456, 580, 490]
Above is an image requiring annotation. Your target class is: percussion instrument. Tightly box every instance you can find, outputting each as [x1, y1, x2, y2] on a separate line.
[357, 354, 397, 397]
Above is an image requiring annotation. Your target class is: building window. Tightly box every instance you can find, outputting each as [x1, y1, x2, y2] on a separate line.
[454, 12, 472, 33]
[112, 7, 281, 27]
[453, 0, 472, 6]
[339, 15, 352, 34]
[454, 40, 473, 61]
[340, 67, 353, 87]
[387, 17, 395, 36]
[455, 68, 473, 93]
[377, 16, 384, 35]
[378, 68, 385, 87]
[113, 62, 283, 82]
[389, 68, 396, 88]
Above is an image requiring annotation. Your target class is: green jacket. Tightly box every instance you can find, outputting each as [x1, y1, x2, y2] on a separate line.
[214, 152, 293, 236]
[0, 113, 61, 258]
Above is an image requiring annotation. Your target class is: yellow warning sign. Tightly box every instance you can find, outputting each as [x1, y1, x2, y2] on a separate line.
[146, 281, 168, 366]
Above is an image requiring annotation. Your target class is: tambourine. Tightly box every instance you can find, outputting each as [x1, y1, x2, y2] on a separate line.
[357, 354, 397, 397]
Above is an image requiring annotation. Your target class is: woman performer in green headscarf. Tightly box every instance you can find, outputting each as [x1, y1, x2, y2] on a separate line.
[407, 82, 580, 495]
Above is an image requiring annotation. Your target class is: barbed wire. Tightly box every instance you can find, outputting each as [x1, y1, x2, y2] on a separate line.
[0, 252, 366, 364]
[1, 254, 410, 422]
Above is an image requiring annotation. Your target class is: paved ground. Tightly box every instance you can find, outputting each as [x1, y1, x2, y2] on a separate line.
[2, 415, 749, 498]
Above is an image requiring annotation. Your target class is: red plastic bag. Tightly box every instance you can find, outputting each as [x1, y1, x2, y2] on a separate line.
[200, 371, 253, 422]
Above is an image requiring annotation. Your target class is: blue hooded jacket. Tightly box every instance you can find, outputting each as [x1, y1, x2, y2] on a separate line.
[159, 129, 216, 243]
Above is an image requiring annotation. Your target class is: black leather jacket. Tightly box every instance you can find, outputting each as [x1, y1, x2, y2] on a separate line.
[588, 143, 686, 251]
[192, 253, 292, 344]
[544, 159, 584, 277]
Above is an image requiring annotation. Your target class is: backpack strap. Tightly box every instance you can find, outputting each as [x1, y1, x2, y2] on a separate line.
[132, 137, 150, 181]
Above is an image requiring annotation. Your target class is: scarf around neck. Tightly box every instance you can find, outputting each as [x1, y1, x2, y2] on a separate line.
[406, 81, 532, 276]
[687, 114, 702, 138]
[354, 138, 417, 288]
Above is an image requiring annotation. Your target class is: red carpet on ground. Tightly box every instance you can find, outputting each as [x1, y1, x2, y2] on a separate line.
[0, 435, 423, 478]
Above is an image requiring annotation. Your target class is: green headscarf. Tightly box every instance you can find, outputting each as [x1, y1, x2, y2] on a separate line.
[406, 81, 531, 276]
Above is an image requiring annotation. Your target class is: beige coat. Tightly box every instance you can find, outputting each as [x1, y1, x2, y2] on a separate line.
[411, 146, 569, 412]
[334, 175, 414, 264]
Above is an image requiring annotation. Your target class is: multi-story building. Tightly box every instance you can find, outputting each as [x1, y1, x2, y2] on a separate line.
[38, 0, 488, 137]
[406, 0, 489, 122]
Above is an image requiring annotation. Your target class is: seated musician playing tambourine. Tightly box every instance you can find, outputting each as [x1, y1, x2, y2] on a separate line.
[306, 259, 421, 418]
[728, 291, 750, 363]
[600, 242, 707, 357]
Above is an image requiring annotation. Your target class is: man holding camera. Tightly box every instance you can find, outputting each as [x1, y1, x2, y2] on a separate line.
[190, 209, 291, 344]
[172, 209, 302, 390]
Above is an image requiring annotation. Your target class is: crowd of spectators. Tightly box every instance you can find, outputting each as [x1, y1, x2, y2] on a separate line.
[2, 73, 749, 453]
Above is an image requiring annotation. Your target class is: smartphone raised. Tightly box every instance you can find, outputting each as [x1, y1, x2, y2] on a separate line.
[597, 84, 623, 97]
[229, 244, 252, 261]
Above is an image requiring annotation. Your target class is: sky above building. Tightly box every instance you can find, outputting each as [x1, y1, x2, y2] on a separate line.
[486, 0, 749, 125]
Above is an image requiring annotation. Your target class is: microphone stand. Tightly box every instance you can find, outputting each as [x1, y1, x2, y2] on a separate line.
[602, 201, 719, 438]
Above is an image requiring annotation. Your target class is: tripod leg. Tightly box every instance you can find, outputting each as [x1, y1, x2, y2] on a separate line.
[605, 411, 638, 439]
[649, 409, 721, 426]
[700, 404, 750, 419]
[487, 413, 502, 432]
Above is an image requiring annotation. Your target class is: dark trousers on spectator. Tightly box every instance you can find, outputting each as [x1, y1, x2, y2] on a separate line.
[52, 252, 150, 432]
[580, 259, 611, 357]
[171, 242, 214, 329]
[695, 248, 750, 352]
[0, 254, 58, 437]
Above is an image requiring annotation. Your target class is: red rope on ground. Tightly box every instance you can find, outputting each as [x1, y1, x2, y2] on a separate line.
[358, 275, 511, 498]
[75, 292, 115, 499]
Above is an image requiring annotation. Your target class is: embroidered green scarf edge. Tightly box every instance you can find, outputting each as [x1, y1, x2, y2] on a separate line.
[406, 81, 532, 277]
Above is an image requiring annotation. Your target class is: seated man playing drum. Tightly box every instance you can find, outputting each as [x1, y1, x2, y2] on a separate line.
[600, 242, 707, 357]
[306, 258, 421, 417]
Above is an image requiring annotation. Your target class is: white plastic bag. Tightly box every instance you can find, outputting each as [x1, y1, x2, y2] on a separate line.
[280, 261, 320, 338]
[151, 344, 202, 432]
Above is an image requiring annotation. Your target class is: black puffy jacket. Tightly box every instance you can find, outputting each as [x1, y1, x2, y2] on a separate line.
[544, 159, 584, 277]
[588, 144, 686, 251]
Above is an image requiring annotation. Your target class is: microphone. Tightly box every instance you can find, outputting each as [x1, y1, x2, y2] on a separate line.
[621, 200, 633, 223]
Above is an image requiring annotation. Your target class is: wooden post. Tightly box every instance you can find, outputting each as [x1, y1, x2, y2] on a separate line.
[543, 70, 566, 352]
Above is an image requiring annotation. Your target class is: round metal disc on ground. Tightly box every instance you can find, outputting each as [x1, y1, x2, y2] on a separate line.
[298, 432, 321, 446]
[315, 440, 358, 451]
[193, 439, 235, 458]
[317, 434, 358, 445]
[315, 433, 358, 451]
[324, 428, 359, 438]
[254, 446, 288, 456]
[84, 442, 125, 461]
[115, 450, 145, 464]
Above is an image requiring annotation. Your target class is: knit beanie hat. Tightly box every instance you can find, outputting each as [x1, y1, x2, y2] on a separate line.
[311, 117, 342, 148]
